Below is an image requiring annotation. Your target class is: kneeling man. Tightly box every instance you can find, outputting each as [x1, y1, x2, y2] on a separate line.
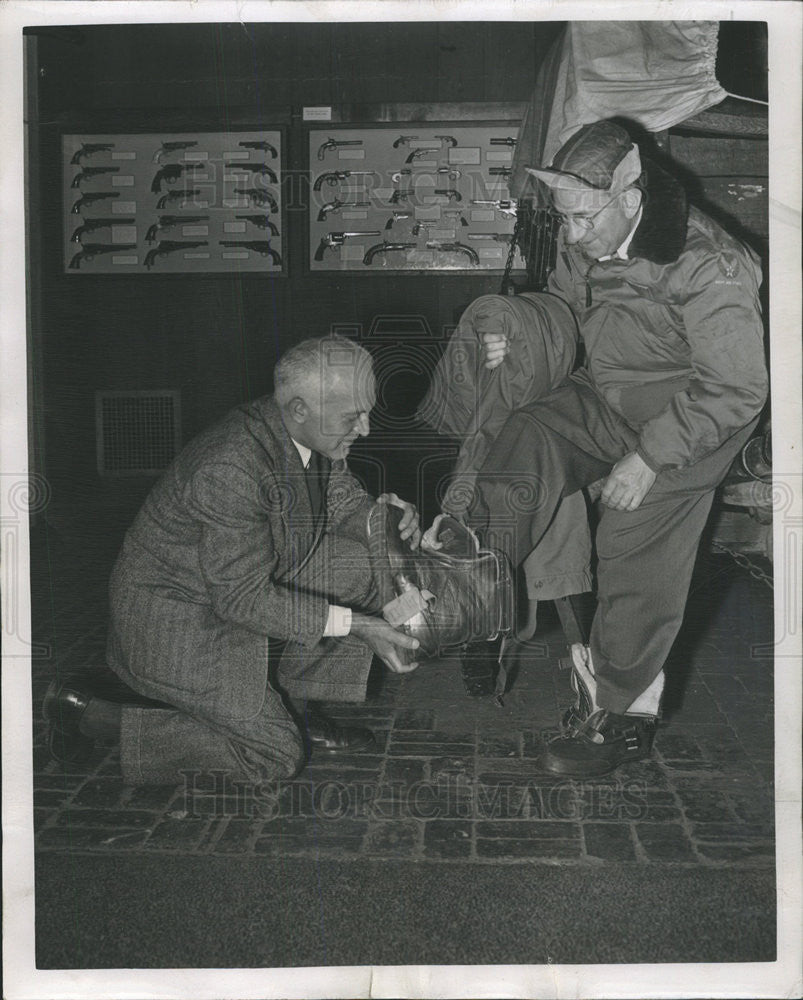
[45, 336, 420, 785]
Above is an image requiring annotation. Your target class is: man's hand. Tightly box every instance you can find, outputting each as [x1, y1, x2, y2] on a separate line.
[480, 330, 510, 369]
[378, 492, 420, 549]
[351, 612, 420, 673]
[601, 451, 657, 511]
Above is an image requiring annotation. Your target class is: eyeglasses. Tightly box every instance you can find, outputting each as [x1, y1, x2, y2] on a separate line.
[549, 191, 622, 231]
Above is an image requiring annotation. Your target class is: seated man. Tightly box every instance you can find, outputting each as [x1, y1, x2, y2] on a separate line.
[478, 120, 768, 777]
[44, 336, 421, 785]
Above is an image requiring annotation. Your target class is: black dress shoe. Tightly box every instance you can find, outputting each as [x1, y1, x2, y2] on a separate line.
[299, 705, 376, 753]
[538, 709, 657, 778]
[42, 677, 96, 763]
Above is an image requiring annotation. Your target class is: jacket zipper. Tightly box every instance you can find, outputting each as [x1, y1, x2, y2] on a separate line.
[584, 261, 596, 307]
[563, 247, 596, 308]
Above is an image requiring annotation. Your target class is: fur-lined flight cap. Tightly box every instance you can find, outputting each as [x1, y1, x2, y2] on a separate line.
[526, 121, 642, 195]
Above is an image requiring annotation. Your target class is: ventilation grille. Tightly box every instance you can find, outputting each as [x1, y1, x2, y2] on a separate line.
[95, 390, 181, 476]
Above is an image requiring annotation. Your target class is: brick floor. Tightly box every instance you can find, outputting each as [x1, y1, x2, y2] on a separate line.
[31, 533, 776, 870]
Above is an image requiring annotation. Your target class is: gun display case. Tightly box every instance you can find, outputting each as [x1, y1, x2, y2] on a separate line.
[307, 124, 525, 273]
[62, 131, 285, 274]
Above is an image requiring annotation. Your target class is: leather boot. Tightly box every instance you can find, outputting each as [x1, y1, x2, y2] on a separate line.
[539, 709, 657, 778]
[42, 677, 97, 763]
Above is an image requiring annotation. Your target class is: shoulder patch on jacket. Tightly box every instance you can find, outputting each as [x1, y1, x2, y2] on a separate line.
[717, 251, 740, 279]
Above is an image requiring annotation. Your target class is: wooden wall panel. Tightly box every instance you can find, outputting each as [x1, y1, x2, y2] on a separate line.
[436, 23, 488, 102]
[290, 24, 338, 106]
[666, 131, 768, 245]
[32, 29, 92, 116]
[668, 135, 767, 177]
[696, 178, 769, 240]
[329, 24, 441, 106]
[483, 22, 545, 99]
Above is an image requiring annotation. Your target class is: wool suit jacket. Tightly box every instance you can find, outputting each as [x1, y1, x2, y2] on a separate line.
[106, 395, 376, 703]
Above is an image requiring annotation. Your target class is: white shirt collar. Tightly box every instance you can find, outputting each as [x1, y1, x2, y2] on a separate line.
[599, 205, 643, 262]
[291, 437, 311, 468]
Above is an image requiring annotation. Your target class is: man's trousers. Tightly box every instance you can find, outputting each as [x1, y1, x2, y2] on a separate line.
[474, 374, 756, 713]
[107, 534, 377, 786]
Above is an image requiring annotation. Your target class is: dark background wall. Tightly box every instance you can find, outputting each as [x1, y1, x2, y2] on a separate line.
[26, 22, 563, 542]
[25, 21, 768, 550]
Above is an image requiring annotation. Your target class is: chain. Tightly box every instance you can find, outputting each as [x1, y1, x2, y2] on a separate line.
[710, 538, 774, 590]
[500, 213, 522, 296]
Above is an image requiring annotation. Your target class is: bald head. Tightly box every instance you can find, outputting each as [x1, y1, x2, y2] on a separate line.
[274, 336, 376, 460]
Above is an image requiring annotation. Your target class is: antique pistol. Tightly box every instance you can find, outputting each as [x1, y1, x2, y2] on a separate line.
[470, 198, 518, 217]
[392, 135, 419, 148]
[145, 215, 209, 243]
[398, 157, 463, 178]
[313, 171, 374, 192]
[219, 240, 283, 266]
[317, 137, 363, 160]
[490, 137, 518, 147]
[413, 217, 466, 235]
[489, 167, 512, 178]
[411, 221, 439, 236]
[235, 214, 280, 236]
[315, 231, 381, 262]
[69, 242, 137, 270]
[442, 209, 469, 227]
[240, 140, 278, 159]
[151, 164, 203, 193]
[153, 141, 198, 163]
[225, 162, 278, 185]
[389, 189, 415, 204]
[433, 188, 462, 202]
[144, 240, 208, 270]
[70, 217, 135, 243]
[316, 198, 371, 222]
[71, 166, 120, 188]
[467, 232, 513, 244]
[233, 188, 279, 213]
[426, 241, 479, 265]
[70, 142, 115, 164]
[385, 211, 413, 230]
[362, 240, 417, 265]
[405, 148, 438, 164]
[155, 188, 202, 210]
[70, 191, 121, 214]
[435, 135, 458, 147]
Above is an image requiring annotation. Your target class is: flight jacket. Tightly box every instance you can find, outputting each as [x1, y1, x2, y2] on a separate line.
[548, 157, 768, 471]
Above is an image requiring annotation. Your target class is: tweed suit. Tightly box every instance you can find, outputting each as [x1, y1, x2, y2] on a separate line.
[106, 395, 378, 786]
